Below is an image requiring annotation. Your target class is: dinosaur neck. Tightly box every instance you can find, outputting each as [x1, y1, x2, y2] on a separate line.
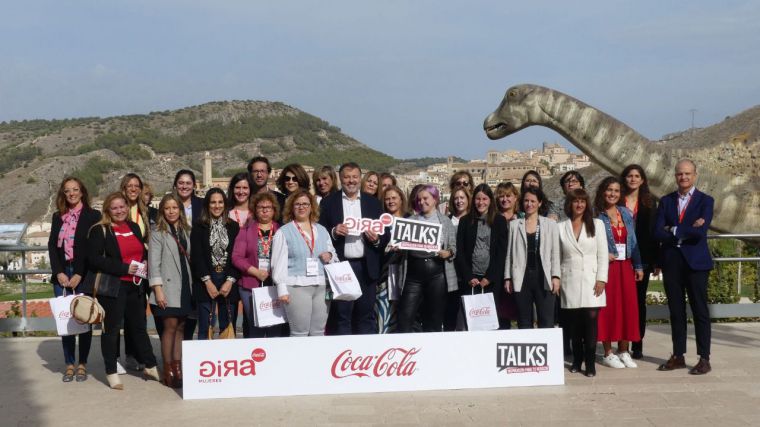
[530, 87, 677, 195]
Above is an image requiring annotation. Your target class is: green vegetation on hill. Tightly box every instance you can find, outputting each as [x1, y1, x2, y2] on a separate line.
[76, 112, 341, 156]
[0, 145, 42, 174]
[0, 118, 97, 137]
[273, 147, 397, 172]
[71, 157, 121, 193]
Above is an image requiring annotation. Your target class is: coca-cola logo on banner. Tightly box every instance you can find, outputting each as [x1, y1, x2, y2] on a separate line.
[259, 299, 283, 311]
[198, 347, 267, 383]
[496, 343, 548, 374]
[331, 347, 419, 379]
[469, 307, 491, 317]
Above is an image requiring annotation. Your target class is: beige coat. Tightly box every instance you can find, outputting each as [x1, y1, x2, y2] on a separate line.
[504, 216, 561, 292]
[558, 218, 608, 309]
[148, 228, 192, 308]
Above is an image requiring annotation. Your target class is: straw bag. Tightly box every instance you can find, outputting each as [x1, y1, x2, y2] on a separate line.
[218, 298, 236, 339]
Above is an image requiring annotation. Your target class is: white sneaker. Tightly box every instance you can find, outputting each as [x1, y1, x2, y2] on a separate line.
[602, 354, 625, 369]
[618, 352, 638, 368]
[116, 360, 127, 375]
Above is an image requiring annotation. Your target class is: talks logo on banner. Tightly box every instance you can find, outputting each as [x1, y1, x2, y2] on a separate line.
[496, 343, 548, 374]
[331, 347, 420, 379]
[198, 348, 267, 383]
[390, 217, 442, 252]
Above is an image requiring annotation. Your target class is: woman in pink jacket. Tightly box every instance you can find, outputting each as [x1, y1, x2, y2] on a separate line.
[232, 192, 283, 338]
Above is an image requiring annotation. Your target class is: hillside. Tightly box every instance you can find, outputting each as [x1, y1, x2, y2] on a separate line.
[0, 101, 437, 223]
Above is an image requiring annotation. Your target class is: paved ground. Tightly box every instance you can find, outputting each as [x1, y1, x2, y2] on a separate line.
[1, 323, 759, 426]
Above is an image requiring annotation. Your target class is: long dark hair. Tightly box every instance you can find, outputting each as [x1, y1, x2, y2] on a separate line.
[200, 187, 230, 225]
[594, 176, 622, 214]
[564, 189, 595, 237]
[620, 164, 654, 209]
[469, 184, 497, 226]
[226, 172, 253, 210]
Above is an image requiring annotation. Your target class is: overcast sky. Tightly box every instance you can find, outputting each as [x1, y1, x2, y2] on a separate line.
[2, 1, 759, 159]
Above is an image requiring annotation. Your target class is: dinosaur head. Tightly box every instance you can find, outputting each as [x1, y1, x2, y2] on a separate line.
[483, 84, 539, 140]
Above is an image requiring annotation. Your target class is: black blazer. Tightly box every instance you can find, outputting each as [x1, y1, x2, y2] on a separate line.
[190, 220, 241, 302]
[319, 191, 388, 281]
[455, 214, 508, 286]
[81, 221, 147, 295]
[48, 207, 102, 286]
[147, 206, 159, 226]
[189, 195, 204, 226]
[633, 199, 659, 270]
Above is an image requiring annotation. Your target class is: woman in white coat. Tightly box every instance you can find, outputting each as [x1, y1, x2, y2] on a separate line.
[558, 189, 608, 377]
[504, 187, 561, 329]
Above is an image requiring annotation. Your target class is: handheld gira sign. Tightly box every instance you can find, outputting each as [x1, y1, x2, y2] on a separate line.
[343, 213, 394, 236]
[390, 218, 442, 252]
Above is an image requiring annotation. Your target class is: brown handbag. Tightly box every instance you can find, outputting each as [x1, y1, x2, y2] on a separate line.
[70, 274, 105, 325]
[218, 298, 236, 339]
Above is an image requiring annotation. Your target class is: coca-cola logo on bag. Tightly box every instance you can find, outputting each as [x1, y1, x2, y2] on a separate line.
[334, 273, 352, 284]
[57, 310, 73, 320]
[198, 348, 267, 383]
[331, 347, 419, 379]
[469, 307, 492, 317]
[259, 299, 283, 311]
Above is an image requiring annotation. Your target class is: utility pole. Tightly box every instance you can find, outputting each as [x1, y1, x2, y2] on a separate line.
[689, 108, 697, 137]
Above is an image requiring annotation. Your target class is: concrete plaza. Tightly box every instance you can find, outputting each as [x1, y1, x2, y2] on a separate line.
[1, 323, 759, 426]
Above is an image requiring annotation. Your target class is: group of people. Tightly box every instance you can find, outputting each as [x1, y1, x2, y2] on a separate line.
[48, 154, 714, 389]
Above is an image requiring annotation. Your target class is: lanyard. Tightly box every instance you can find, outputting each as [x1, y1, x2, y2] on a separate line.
[258, 224, 273, 257]
[232, 209, 247, 226]
[294, 221, 315, 256]
[613, 209, 624, 239]
[677, 194, 692, 224]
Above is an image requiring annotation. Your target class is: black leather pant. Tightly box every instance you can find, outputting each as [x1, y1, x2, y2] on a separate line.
[567, 307, 599, 372]
[397, 257, 447, 333]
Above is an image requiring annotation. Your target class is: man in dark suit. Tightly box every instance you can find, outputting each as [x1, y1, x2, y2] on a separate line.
[248, 156, 287, 213]
[654, 159, 714, 375]
[319, 162, 387, 334]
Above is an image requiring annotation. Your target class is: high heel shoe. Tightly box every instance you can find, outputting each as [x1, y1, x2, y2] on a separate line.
[143, 366, 160, 382]
[162, 362, 176, 388]
[170, 360, 183, 388]
[107, 373, 123, 390]
[569, 363, 581, 373]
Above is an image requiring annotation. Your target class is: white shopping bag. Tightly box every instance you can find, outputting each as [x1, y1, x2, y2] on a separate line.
[49, 292, 90, 336]
[461, 289, 499, 331]
[252, 286, 288, 328]
[324, 261, 363, 301]
[387, 263, 401, 301]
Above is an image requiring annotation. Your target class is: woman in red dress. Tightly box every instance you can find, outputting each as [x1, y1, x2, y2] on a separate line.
[594, 177, 644, 369]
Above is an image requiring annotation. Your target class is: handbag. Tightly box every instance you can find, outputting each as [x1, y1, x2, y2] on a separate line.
[324, 261, 363, 301]
[70, 273, 106, 326]
[461, 287, 499, 331]
[252, 286, 287, 327]
[217, 298, 236, 339]
[50, 288, 91, 336]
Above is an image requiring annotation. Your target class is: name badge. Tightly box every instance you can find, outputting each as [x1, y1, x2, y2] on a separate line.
[258, 258, 270, 272]
[306, 258, 320, 276]
[615, 243, 626, 261]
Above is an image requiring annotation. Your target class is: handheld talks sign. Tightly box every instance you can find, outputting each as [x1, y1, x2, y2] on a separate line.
[390, 217, 442, 252]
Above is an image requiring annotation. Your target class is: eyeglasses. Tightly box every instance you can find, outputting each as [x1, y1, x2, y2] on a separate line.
[455, 180, 470, 187]
[283, 175, 298, 182]
[564, 178, 580, 184]
[256, 205, 274, 211]
[294, 203, 311, 209]
[251, 169, 268, 175]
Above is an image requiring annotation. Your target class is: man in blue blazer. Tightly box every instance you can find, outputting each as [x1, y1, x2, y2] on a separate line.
[654, 159, 714, 375]
[319, 162, 388, 334]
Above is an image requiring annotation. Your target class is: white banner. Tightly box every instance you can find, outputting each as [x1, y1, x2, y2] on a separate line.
[183, 329, 564, 400]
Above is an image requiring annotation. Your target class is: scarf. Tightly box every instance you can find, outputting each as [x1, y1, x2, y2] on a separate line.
[57, 205, 82, 261]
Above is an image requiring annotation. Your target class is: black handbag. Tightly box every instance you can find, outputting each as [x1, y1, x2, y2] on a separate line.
[79, 225, 124, 298]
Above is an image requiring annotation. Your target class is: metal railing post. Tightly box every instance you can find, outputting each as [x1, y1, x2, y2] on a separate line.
[20, 247, 28, 336]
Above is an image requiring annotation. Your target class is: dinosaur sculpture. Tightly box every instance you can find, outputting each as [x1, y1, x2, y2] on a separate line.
[483, 84, 760, 235]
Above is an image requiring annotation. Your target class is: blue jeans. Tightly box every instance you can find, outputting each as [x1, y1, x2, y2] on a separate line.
[53, 264, 92, 365]
[197, 272, 239, 340]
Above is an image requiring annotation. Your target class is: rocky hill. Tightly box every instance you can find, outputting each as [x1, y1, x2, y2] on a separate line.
[0, 101, 428, 223]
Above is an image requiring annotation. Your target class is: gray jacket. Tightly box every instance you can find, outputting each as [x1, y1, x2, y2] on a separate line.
[397, 210, 458, 293]
[148, 228, 192, 308]
[505, 216, 561, 292]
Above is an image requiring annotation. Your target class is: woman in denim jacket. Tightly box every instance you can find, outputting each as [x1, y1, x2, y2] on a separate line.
[594, 177, 644, 370]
